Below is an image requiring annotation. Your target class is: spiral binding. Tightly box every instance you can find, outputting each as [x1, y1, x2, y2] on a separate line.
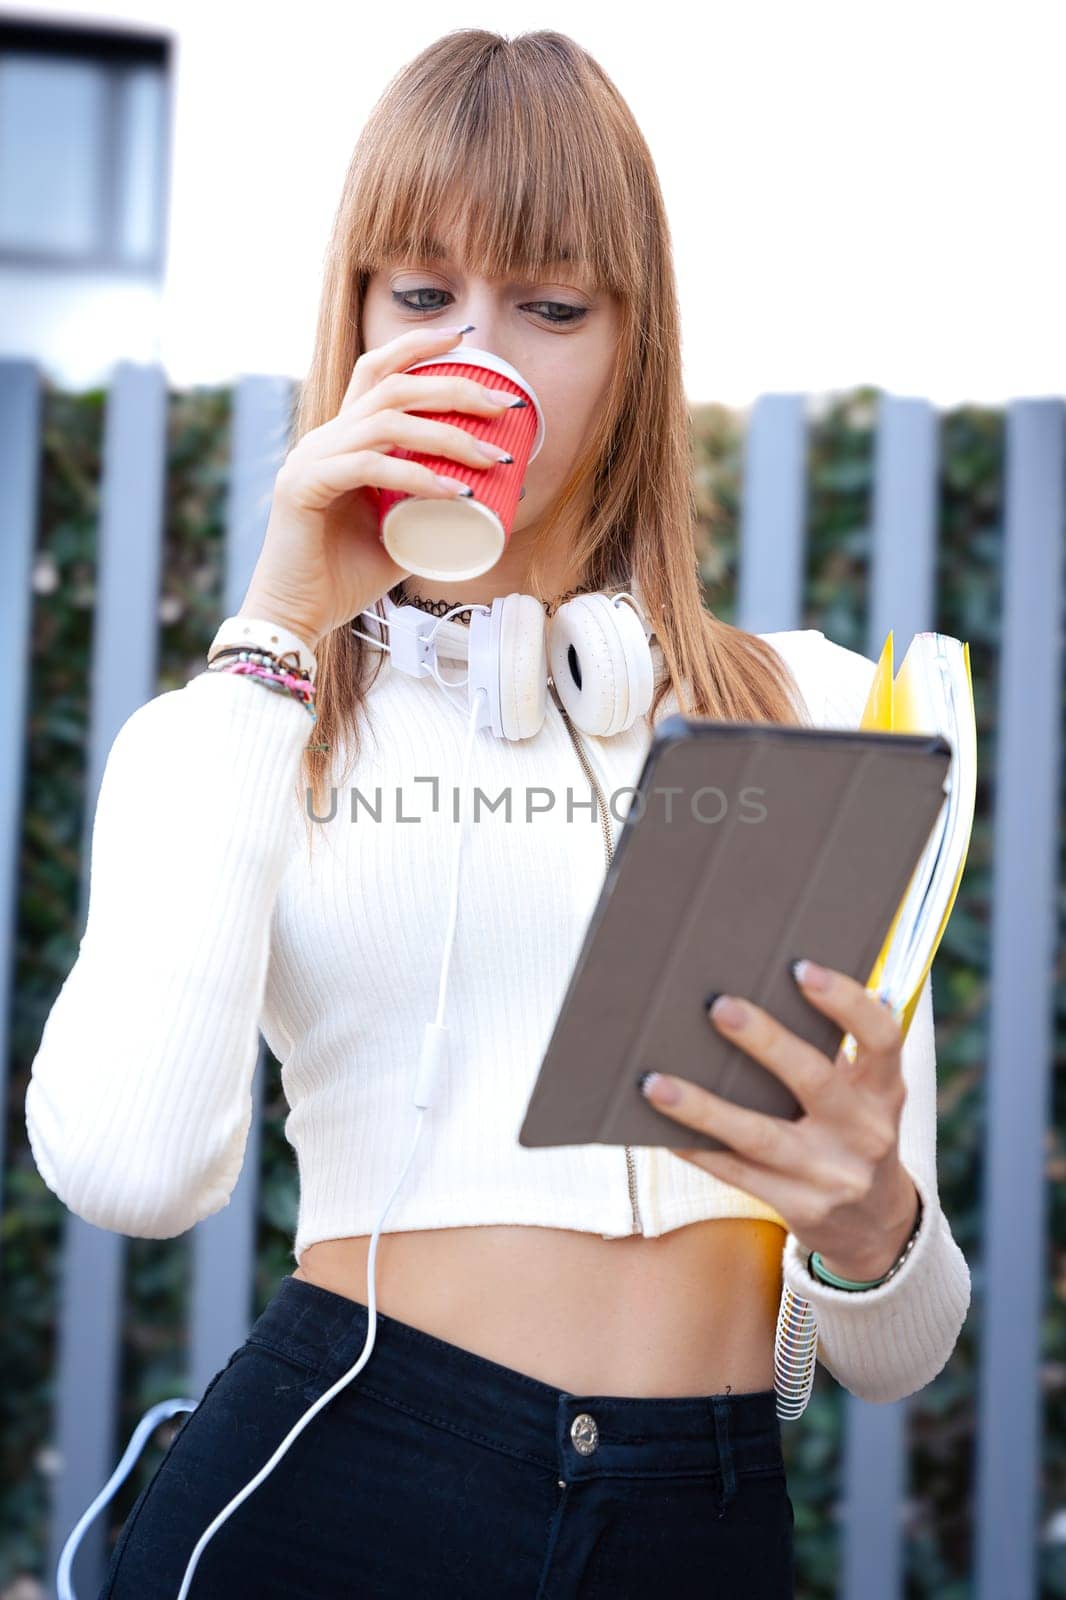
[771, 983, 908, 1419]
[774, 1281, 819, 1420]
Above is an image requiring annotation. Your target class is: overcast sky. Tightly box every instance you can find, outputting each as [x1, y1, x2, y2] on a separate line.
[7, 0, 1063, 407]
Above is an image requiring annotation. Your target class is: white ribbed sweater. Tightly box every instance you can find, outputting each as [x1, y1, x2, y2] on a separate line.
[24, 624, 970, 1405]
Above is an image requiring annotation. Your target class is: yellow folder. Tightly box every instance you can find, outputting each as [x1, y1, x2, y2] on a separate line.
[858, 631, 976, 1039]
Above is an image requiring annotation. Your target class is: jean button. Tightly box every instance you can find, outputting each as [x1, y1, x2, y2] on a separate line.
[570, 1412, 599, 1455]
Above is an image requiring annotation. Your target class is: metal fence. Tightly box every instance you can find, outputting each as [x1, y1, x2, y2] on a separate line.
[2, 357, 1063, 1599]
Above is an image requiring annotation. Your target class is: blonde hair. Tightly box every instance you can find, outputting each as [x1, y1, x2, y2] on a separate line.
[291, 28, 808, 841]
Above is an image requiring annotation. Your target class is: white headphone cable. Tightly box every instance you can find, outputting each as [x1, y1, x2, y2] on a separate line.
[170, 681, 485, 1597]
[171, 681, 485, 1597]
[54, 671, 486, 1600]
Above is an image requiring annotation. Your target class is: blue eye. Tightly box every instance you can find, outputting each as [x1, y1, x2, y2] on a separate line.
[390, 289, 586, 325]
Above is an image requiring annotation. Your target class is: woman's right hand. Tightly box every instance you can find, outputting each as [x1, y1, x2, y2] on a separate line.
[239, 325, 518, 651]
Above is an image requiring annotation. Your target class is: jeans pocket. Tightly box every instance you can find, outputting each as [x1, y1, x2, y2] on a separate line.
[231, 1333, 329, 1405]
[298, 1350, 354, 1408]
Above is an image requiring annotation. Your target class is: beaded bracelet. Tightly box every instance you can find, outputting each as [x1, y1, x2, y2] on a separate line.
[807, 1192, 924, 1291]
[207, 648, 318, 722]
[208, 644, 313, 682]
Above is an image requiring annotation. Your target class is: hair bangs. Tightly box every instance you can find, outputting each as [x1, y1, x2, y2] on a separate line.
[352, 51, 642, 300]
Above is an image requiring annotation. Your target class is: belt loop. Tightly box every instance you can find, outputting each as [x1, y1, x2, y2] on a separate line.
[712, 1396, 737, 1518]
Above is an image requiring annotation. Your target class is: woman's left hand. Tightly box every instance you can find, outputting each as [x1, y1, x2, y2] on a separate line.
[640, 958, 921, 1281]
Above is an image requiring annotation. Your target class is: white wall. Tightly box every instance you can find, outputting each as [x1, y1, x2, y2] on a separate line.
[1, 0, 1062, 407]
[1, 269, 162, 384]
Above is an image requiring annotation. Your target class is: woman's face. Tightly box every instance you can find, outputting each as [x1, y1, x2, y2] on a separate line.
[361, 235, 622, 537]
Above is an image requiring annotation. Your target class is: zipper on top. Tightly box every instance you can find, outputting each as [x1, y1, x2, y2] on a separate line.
[549, 681, 644, 1236]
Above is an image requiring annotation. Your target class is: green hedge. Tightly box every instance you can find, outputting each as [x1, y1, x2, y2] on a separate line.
[2, 380, 1062, 1596]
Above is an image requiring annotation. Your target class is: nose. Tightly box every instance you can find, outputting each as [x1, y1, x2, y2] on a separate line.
[445, 295, 513, 369]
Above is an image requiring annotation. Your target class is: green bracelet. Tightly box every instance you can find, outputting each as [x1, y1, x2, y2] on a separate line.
[808, 1195, 924, 1291]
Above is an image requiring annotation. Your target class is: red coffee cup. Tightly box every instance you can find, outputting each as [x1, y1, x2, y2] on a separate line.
[375, 347, 543, 581]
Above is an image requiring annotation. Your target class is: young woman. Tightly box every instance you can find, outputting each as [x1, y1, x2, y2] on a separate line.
[26, 28, 970, 1599]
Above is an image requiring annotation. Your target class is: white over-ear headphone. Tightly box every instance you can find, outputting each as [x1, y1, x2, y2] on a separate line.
[350, 584, 657, 740]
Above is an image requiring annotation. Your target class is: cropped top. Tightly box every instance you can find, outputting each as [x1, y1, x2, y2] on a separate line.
[24, 623, 971, 1404]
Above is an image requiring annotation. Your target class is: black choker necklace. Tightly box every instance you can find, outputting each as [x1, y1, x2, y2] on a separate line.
[394, 585, 600, 625]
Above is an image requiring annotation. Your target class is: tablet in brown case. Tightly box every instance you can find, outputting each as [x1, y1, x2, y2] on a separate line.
[517, 716, 951, 1154]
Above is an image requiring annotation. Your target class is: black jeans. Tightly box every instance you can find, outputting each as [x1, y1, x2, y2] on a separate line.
[100, 1273, 795, 1598]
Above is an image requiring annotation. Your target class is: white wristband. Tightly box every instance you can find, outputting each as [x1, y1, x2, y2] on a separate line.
[207, 616, 318, 685]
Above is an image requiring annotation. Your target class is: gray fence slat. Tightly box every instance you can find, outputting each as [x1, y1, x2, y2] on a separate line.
[869, 394, 940, 649]
[225, 374, 295, 603]
[975, 398, 1065, 1600]
[48, 361, 169, 1600]
[189, 375, 296, 1392]
[736, 393, 808, 633]
[0, 359, 41, 1244]
[840, 394, 940, 1600]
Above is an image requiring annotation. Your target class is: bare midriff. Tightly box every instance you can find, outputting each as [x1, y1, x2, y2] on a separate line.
[291, 1217, 787, 1398]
